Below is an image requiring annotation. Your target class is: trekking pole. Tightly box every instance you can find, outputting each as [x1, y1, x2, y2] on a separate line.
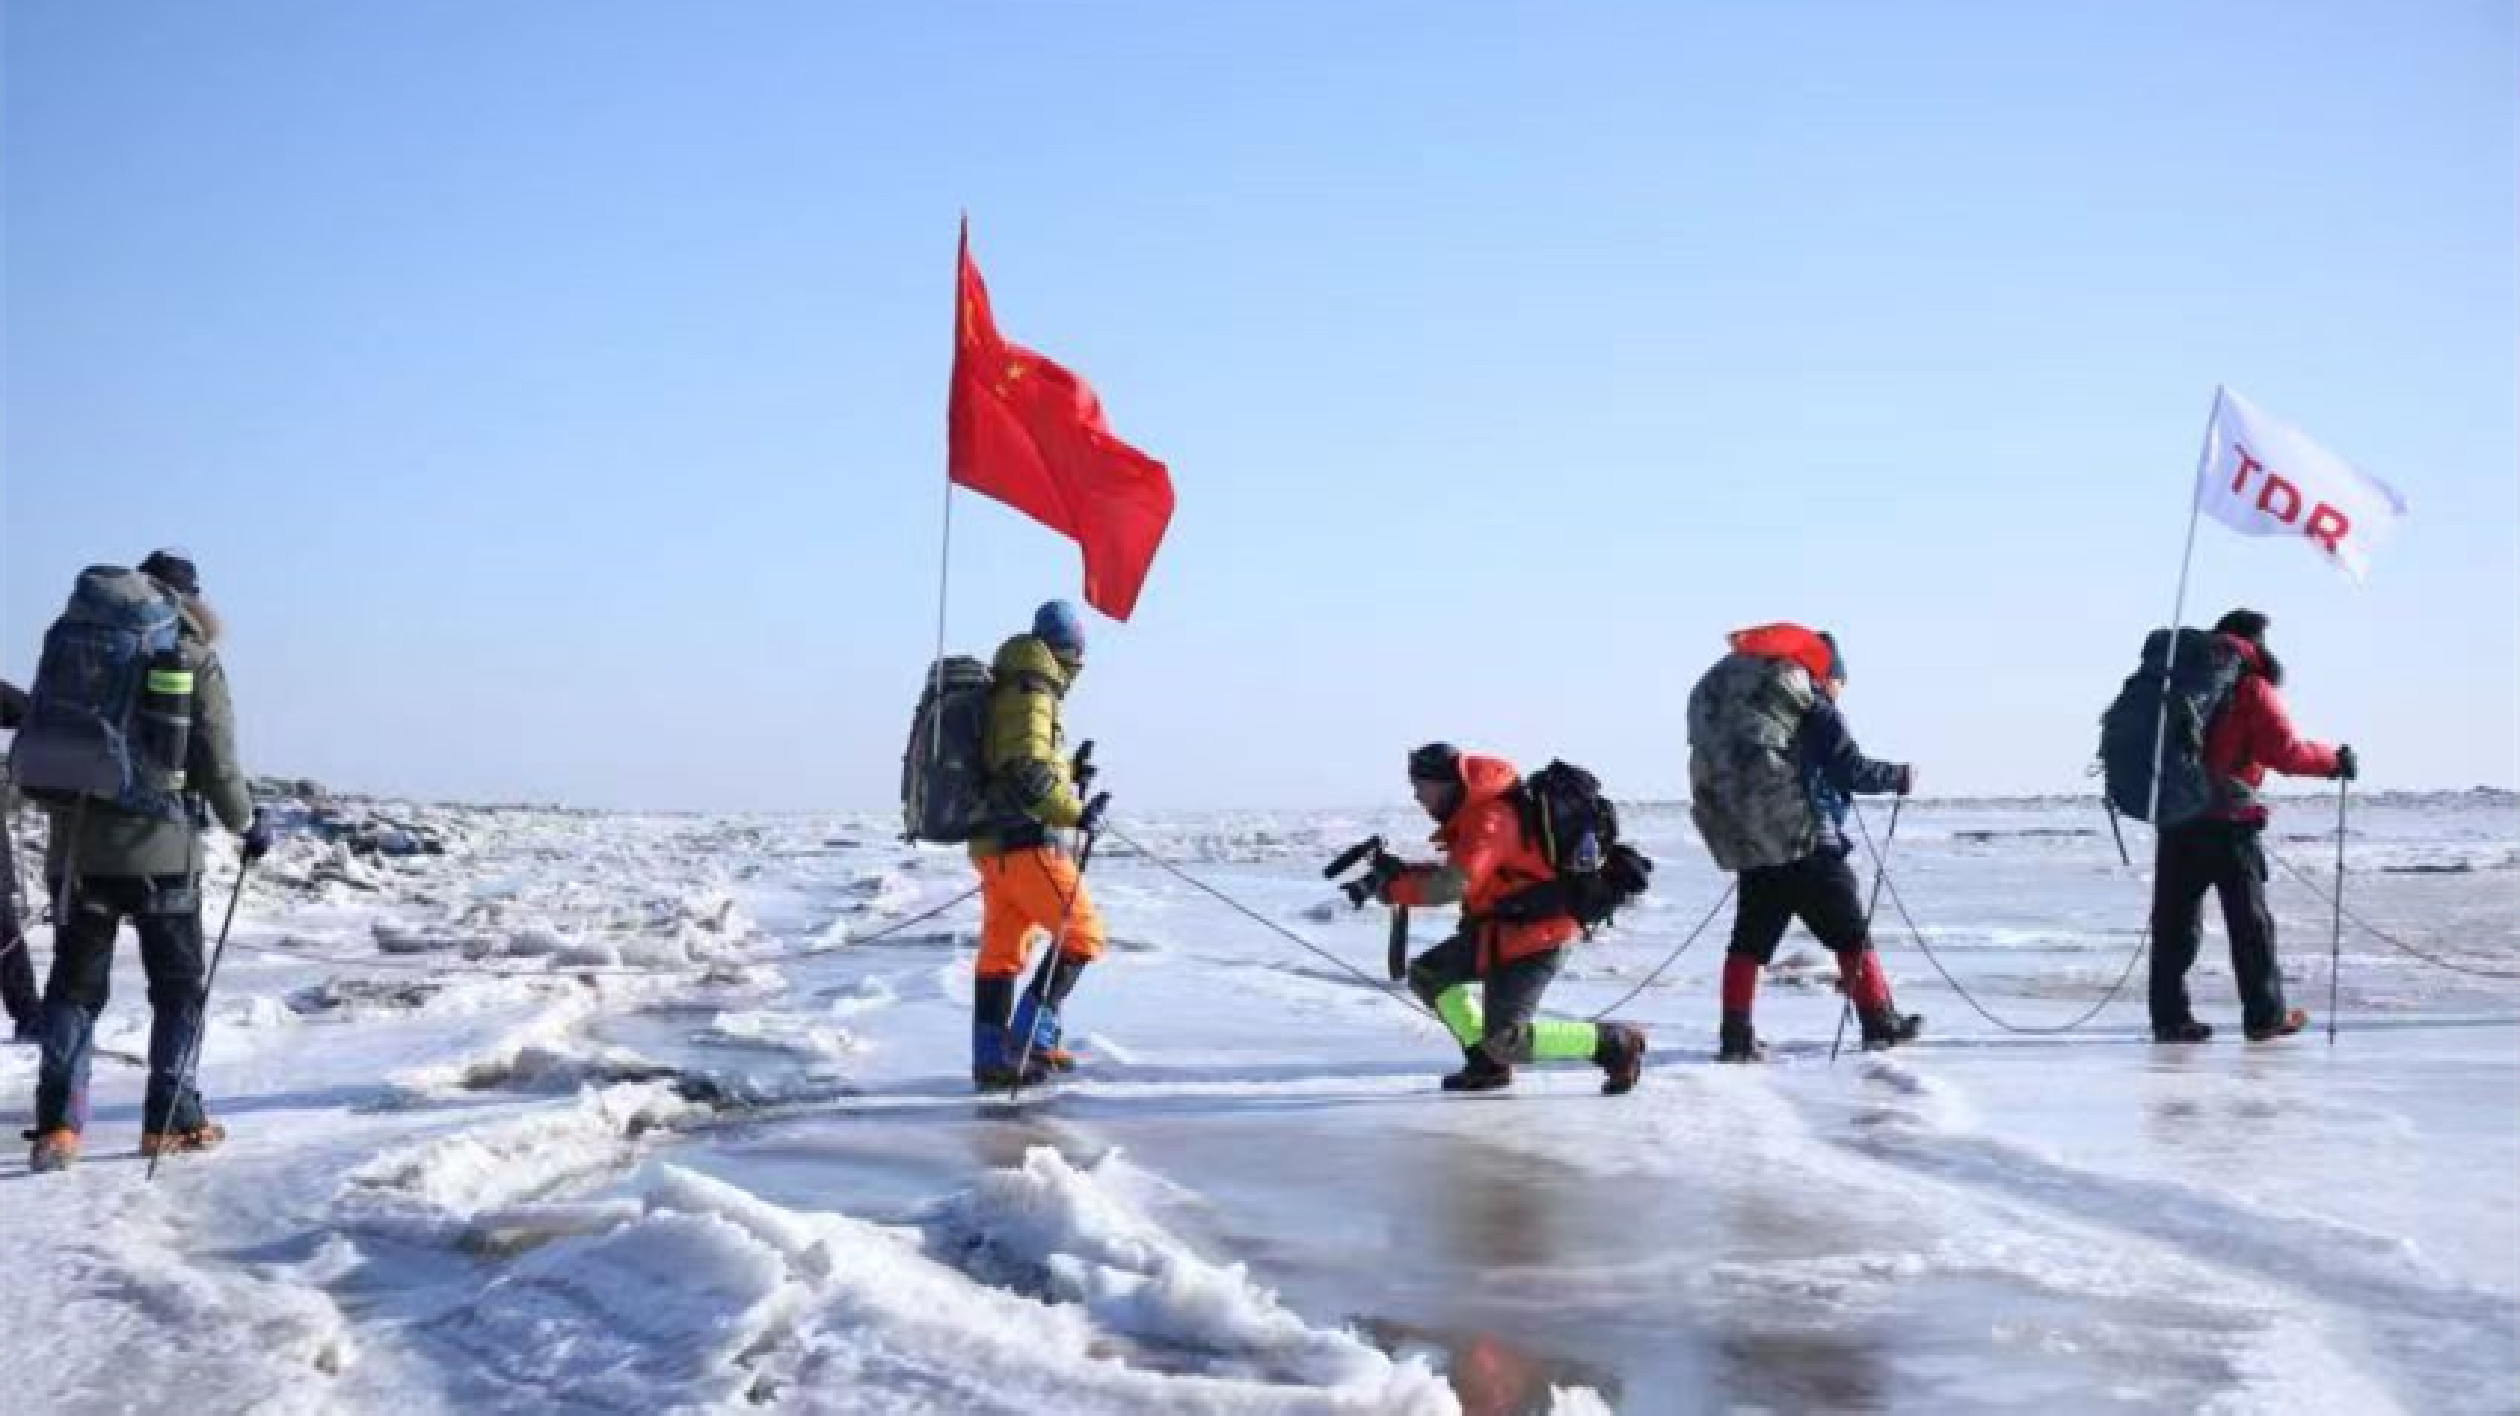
[2327, 775, 2348, 1047]
[1833, 796, 1906, 1065]
[1007, 828, 1098, 1102]
[2102, 800, 2131, 868]
[147, 862, 249, 1183]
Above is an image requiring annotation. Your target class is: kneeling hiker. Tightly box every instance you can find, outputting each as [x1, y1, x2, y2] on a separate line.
[1377, 743, 1647, 1095]
[1687, 624, 1918, 1062]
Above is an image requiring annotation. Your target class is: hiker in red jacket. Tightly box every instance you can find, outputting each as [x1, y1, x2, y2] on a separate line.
[2151, 609, 2356, 1044]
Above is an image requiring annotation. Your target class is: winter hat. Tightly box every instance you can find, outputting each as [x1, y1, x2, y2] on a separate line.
[138, 549, 201, 598]
[1407, 742, 1462, 785]
[1818, 630, 1847, 683]
[2213, 608, 2271, 645]
[1033, 599, 1087, 663]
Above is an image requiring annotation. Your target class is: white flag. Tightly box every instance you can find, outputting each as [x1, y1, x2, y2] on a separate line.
[2193, 386, 2408, 582]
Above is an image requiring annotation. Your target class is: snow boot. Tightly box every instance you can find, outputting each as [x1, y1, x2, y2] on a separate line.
[138, 1122, 227, 1160]
[1594, 1022, 1647, 1096]
[970, 976, 1050, 1089]
[1009, 990, 1077, 1074]
[2245, 1008, 2309, 1043]
[26, 1127, 81, 1173]
[1440, 1046, 1514, 1093]
[1859, 1006, 1923, 1051]
[2153, 1018, 2214, 1044]
[1717, 1011, 1767, 1064]
[971, 1026, 1053, 1090]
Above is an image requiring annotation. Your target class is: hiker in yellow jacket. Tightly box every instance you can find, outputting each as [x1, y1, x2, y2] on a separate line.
[967, 601, 1109, 1089]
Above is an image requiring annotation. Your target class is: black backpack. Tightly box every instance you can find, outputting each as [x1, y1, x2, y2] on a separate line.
[1503, 760, 1654, 933]
[2098, 628, 2245, 827]
[900, 657, 997, 843]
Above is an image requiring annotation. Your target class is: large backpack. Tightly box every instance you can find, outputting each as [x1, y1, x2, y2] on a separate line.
[2098, 627, 2245, 827]
[1508, 760, 1654, 933]
[900, 656, 998, 843]
[11, 567, 194, 822]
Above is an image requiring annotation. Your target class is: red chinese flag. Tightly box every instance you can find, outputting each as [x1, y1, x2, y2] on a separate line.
[948, 223, 1175, 621]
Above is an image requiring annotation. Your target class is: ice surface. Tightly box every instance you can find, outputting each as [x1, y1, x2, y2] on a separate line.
[2, 794, 2512, 1413]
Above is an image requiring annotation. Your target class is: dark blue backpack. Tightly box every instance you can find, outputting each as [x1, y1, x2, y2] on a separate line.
[11, 567, 194, 822]
[2099, 628, 2244, 827]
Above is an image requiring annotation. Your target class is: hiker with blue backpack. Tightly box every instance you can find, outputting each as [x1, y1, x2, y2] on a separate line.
[14, 552, 271, 1172]
[2128, 609, 2355, 1044]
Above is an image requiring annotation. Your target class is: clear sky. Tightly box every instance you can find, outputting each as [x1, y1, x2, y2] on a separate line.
[4, 1, 2512, 811]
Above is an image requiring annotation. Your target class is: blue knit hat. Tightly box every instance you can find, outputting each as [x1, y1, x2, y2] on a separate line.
[1818, 630, 1846, 683]
[1033, 599, 1086, 662]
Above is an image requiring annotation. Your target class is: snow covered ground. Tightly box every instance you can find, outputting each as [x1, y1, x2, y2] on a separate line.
[2, 792, 2513, 1414]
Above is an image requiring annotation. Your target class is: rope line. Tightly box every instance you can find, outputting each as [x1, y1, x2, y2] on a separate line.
[1105, 824, 1737, 1026]
[1102, 825, 1445, 1027]
[1854, 802, 2150, 1036]
[1585, 882, 1735, 1021]
[2264, 848, 2520, 981]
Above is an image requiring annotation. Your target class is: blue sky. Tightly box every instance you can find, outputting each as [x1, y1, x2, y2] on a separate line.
[4, 1, 2512, 811]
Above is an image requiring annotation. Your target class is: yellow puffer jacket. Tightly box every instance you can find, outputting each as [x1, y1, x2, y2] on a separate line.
[968, 633, 1085, 859]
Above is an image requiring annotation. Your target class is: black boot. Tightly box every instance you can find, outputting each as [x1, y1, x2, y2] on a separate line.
[1440, 1046, 1514, 1093]
[1859, 1006, 1923, 1051]
[1593, 1021, 1648, 1096]
[2152, 1018, 2213, 1044]
[1717, 1010, 1767, 1064]
[971, 976, 1048, 1089]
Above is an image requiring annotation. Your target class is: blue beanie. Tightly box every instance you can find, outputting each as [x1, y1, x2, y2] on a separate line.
[1818, 631, 1846, 683]
[1033, 599, 1087, 661]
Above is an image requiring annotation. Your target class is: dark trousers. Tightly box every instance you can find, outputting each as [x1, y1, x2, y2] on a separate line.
[1407, 930, 1564, 1060]
[35, 874, 211, 1135]
[2150, 820, 2287, 1033]
[1728, 850, 1871, 962]
[1, 810, 37, 1028]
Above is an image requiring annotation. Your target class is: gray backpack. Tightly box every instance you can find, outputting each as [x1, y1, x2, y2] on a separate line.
[900, 657, 997, 843]
[12, 567, 194, 821]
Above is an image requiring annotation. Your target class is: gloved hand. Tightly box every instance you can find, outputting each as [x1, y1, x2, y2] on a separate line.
[1898, 764, 1918, 797]
[1071, 740, 1098, 792]
[241, 810, 275, 864]
[1365, 853, 1409, 906]
[2335, 745, 2358, 782]
[1340, 853, 1406, 908]
[1077, 791, 1112, 836]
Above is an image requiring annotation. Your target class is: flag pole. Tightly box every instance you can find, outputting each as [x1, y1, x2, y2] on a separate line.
[2142, 391, 2222, 829]
[2327, 774, 2348, 1045]
[931, 218, 966, 761]
[929, 473, 955, 758]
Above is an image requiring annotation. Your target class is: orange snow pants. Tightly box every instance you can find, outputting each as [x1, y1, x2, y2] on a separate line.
[975, 847, 1106, 981]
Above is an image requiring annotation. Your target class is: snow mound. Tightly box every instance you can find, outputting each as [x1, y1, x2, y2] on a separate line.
[388, 997, 673, 1097]
[340, 1081, 699, 1238]
[822, 975, 900, 1019]
[424, 1159, 1460, 1414]
[693, 1009, 861, 1061]
[935, 1147, 1450, 1397]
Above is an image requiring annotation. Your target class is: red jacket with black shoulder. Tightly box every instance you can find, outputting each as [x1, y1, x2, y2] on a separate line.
[2205, 636, 2340, 823]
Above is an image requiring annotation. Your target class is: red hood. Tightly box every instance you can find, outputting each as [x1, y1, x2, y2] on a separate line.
[1729, 623, 1835, 684]
[1454, 753, 1521, 808]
